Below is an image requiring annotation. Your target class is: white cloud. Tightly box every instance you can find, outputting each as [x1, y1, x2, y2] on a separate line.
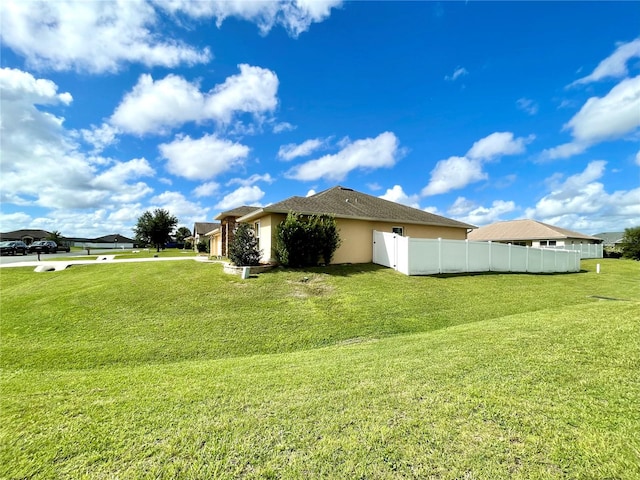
[193, 182, 220, 198]
[0, 68, 116, 210]
[421, 156, 487, 197]
[466, 132, 534, 161]
[636, 151, 640, 166]
[544, 76, 640, 159]
[448, 197, 516, 226]
[0, 0, 210, 73]
[227, 173, 274, 187]
[516, 97, 539, 115]
[157, 0, 343, 38]
[159, 133, 250, 181]
[306, 189, 317, 197]
[278, 138, 326, 161]
[525, 160, 640, 231]
[445, 66, 468, 82]
[379, 185, 420, 208]
[79, 123, 120, 153]
[570, 38, 640, 86]
[150, 191, 208, 224]
[273, 121, 296, 133]
[110, 65, 279, 136]
[286, 131, 401, 181]
[422, 131, 532, 196]
[214, 186, 265, 210]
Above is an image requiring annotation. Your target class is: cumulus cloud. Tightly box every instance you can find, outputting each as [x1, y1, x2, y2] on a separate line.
[445, 66, 468, 82]
[278, 138, 326, 161]
[379, 185, 420, 208]
[448, 197, 516, 226]
[214, 186, 265, 210]
[227, 173, 274, 187]
[273, 121, 296, 133]
[286, 131, 401, 181]
[569, 38, 640, 86]
[636, 150, 640, 166]
[0, 67, 156, 212]
[525, 160, 640, 231]
[157, 0, 343, 38]
[150, 191, 209, 225]
[0, 0, 210, 73]
[466, 132, 534, 161]
[421, 156, 487, 197]
[544, 76, 640, 159]
[111, 65, 279, 136]
[158, 133, 250, 181]
[421, 131, 532, 196]
[193, 182, 220, 198]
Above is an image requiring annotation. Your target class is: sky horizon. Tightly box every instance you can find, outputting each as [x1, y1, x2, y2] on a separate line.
[1, 1, 639, 239]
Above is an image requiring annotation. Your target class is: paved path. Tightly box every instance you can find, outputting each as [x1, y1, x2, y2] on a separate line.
[0, 255, 219, 272]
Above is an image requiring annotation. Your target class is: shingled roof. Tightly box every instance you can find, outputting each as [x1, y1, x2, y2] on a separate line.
[214, 205, 261, 220]
[468, 219, 602, 242]
[238, 186, 475, 229]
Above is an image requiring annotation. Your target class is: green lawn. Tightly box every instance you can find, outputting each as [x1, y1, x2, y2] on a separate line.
[1, 259, 639, 478]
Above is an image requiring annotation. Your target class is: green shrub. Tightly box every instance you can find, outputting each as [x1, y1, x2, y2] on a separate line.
[228, 223, 262, 266]
[196, 239, 209, 253]
[275, 212, 341, 267]
[621, 226, 640, 261]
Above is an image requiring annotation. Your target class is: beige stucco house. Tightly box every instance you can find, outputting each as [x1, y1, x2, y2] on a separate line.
[209, 206, 261, 257]
[222, 186, 474, 265]
[468, 219, 602, 248]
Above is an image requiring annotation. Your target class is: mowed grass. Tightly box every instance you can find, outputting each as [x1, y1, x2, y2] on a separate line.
[1, 259, 639, 478]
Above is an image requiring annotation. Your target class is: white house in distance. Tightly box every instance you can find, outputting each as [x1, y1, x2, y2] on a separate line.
[468, 219, 603, 258]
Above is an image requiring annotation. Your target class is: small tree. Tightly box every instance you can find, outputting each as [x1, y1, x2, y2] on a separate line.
[621, 226, 640, 261]
[46, 230, 64, 244]
[133, 209, 178, 252]
[175, 227, 192, 245]
[228, 223, 262, 266]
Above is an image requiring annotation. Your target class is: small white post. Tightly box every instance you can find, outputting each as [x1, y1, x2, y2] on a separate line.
[596, 263, 601, 274]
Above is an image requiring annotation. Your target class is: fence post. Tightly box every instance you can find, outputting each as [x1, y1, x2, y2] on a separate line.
[465, 239, 469, 273]
[488, 241, 492, 272]
[508, 243, 512, 272]
[526, 246, 529, 273]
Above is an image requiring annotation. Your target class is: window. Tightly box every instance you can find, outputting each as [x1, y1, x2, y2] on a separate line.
[392, 226, 404, 236]
[254, 221, 260, 238]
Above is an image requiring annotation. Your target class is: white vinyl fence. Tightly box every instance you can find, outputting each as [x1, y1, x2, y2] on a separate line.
[542, 243, 603, 259]
[373, 231, 581, 276]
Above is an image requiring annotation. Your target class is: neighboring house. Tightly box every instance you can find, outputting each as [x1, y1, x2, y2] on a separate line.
[192, 222, 220, 251]
[229, 186, 475, 265]
[0, 229, 51, 244]
[210, 206, 261, 257]
[468, 219, 602, 248]
[593, 232, 625, 248]
[66, 234, 136, 249]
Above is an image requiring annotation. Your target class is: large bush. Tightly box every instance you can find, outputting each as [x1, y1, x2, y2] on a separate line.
[621, 226, 640, 261]
[275, 213, 341, 267]
[228, 223, 262, 266]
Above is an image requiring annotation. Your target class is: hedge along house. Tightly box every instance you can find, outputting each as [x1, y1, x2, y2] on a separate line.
[235, 186, 476, 265]
[210, 206, 261, 258]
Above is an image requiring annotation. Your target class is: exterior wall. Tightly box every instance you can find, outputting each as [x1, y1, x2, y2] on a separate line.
[256, 213, 284, 263]
[209, 232, 222, 257]
[255, 214, 469, 264]
[333, 219, 467, 264]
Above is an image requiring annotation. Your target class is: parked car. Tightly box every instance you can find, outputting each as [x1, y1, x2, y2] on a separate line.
[0, 241, 28, 255]
[27, 240, 69, 254]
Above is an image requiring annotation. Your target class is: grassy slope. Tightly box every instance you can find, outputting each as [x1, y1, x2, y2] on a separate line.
[1, 259, 639, 478]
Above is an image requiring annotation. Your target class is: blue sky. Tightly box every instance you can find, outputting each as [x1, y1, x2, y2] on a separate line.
[1, 1, 639, 238]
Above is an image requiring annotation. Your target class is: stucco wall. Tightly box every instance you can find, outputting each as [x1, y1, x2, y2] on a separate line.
[257, 214, 468, 264]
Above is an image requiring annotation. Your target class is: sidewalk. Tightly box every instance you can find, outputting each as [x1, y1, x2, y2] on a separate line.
[0, 255, 219, 272]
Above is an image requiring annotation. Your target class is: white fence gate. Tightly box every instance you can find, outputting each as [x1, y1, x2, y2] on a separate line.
[373, 231, 581, 276]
